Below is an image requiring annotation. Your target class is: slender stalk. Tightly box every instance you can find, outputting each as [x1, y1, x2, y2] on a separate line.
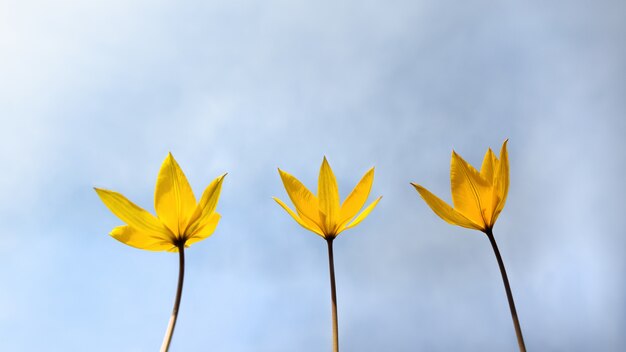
[326, 238, 339, 352]
[485, 229, 526, 352]
[160, 243, 186, 352]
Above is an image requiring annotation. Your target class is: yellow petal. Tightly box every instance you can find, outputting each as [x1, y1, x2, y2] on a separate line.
[187, 173, 227, 234]
[186, 213, 221, 246]
[450, 150, 493, 228]
[490, 140, 509, 226]
[343, 196, 382, 232]
[154, 153, 198, 236]
[340, 167, 374, 225]
[94, 188, 173, 241]
[480, 148, 496, 184]
[318, 157, 340, 232]
[197, 174, 227, 215]
[278, 168, 321, 225]
[110, 225, 174, 251]
[411, 183, 483, 231]
[273, 197, 325, 237]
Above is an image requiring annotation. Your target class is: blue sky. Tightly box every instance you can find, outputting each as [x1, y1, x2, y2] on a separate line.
[1, 0, 624, 351]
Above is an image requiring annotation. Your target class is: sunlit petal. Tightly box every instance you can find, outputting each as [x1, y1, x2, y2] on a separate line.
[278, 168, 320, 224]
[343, 196, 382, 232]
[411, 183, 483, 231]
[110, 225, 174, 251]
[188, 173, 227, 233]
[340, 167, 374, 225]
[274, 197, 325, 237]
[450, 151, 493, 228]
[186, 213, 221, 246]
[154, 153, 198, 236]
[95, 188, 173, 241]
[491, 140, 509, 226]
[480, 148, 496, 184]
[318, 157, 340, 230]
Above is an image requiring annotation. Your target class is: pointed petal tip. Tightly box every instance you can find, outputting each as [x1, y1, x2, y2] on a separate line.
[500, 139, 509, 157]
[94, 187, 109, 195]
[410, 182, 423, 190]
[451, 149, 461, 161]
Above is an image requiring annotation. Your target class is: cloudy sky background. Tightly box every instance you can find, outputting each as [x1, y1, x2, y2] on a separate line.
[1, 0, 624, 351]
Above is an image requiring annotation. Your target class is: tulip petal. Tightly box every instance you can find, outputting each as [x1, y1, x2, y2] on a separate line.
[278, 169, 320, 224]
[340, 167, 374, 225]
[343, 196, 382, 232]
[411, 183, 483, 231]
[274, 197, 325, 237]
[197, 174, 227, 215]
[491, 140, 509, 226]
[186, 213, 221, 246]
[110, 225, 174, 251]
[480, 148, 496, 184]
[318, 157, 340, 232]
[95, 188, 173, 241]
[450, 151, 493, 228]
[154, 153, 198, 236]
[188, 173, 226, 233]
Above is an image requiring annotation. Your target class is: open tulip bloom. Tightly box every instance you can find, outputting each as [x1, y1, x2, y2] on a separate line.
[411, 140, 527, 352]
[274, 157, 381, 352]
[95, 153, 226, 352]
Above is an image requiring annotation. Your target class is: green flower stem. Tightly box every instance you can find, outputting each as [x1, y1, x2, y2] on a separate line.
[326, 238, 339, 352]
[486, 229, 526, 352]
[160, 243, 185, 352]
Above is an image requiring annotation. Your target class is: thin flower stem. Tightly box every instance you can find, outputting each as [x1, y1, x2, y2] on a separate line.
[326, 238, 339, 352]
[486, 229, 526, 352]
[160, 243, 185, 352]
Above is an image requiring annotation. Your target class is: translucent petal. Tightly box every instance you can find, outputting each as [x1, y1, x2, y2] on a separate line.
[343, 196, 382, 232]
[490, 140, 509, 226]
[340, 167, 374, 225]
[318, 157, 340, 231]
[278, 168, 320, 224]
[411, 183, 483, 231]
[154, 153, 198, 236]
[95, 188, 173, 241]
[274, 197, 325, 237]
[186, 213, 221, 246]
[450, 151, 493, 228]
[187, 173, 226, 234]
[110, 225, 174, 251]
[480, 148, 496, 185]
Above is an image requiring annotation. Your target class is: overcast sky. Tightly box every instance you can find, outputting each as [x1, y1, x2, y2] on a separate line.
[1, 0, 624, 351]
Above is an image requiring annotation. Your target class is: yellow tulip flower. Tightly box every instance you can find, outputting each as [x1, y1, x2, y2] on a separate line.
[94, 153, 226, 352]
[95, 153, 226, 251]
[274, 157, 381, 352]
[411, 139, 509, 232]
[411, 140, 526, 352]
[274, 157, 382, 239]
